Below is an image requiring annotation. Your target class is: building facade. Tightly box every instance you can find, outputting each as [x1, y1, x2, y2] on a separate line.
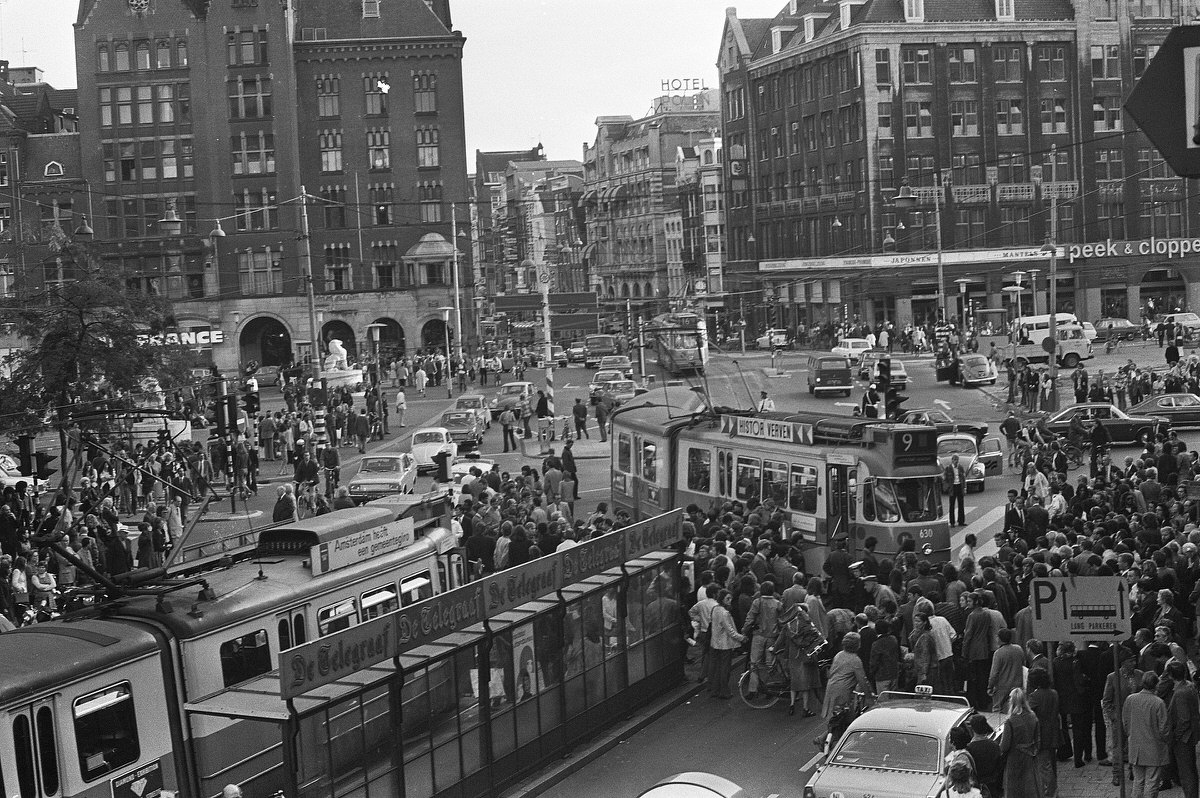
[673, 133, 726, 313]
[720, 0, 1200, 333]
[73, 0, 468, 373]
[581, 92, 721, 324]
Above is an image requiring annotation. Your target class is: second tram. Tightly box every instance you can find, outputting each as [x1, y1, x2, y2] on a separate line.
[646, 311, 709, 376]
[611, 404, 949, 572]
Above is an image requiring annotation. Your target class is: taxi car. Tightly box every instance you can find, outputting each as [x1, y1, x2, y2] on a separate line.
[937, 433, 986, 492]
[488, 381, 535, 420]
[453, 393, 491, 429]
[439, 410, 485, 448]
[347, 453, 418, 504]
[803, 689, 976, 798]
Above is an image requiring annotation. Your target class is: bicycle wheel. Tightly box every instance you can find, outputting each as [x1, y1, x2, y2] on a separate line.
[1063, 445, 1084, 470]
[738, 667, 781, 709]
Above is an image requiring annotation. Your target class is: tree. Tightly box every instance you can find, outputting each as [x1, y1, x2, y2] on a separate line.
[0, 252, 198, 489]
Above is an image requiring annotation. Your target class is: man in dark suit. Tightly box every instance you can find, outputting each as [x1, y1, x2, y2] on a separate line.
[1003, 489, 1026, 538]
[1167, 660, 1200, 798]
[823, 537, 854, 609]
[1124, 671, 1171, 798]
[943, 455, 967, 526]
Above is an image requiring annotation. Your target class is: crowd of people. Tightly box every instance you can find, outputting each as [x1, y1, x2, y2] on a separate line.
[677, 399, 1200, 798]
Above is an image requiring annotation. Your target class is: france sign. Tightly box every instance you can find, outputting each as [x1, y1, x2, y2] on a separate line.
[1030, 576, 1131, 641]
[1125, 25, 1200, 178]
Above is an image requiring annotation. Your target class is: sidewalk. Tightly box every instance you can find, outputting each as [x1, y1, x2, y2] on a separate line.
[1055, 757, 1126, 798]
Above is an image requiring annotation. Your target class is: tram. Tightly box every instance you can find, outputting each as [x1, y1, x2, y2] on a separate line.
[0, 495, 464, 798]
[646, 311, 709, 376]
[611, 404, 949, 572]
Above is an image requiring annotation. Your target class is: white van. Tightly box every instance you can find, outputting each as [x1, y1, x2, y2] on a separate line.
[977, 312, 1092, 367]
[1012, 313, 1079, 346]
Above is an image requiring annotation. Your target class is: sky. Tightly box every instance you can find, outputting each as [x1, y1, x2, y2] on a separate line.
[0, 0, 782, 167]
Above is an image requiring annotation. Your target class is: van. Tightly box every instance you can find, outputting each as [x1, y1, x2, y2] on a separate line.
[807, 355, 852, 397]
[1012, 313, 1079, 346]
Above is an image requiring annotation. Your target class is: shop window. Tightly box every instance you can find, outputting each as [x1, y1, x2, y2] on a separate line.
[73, 684, 139, 781]
[219, 629, 272, 687]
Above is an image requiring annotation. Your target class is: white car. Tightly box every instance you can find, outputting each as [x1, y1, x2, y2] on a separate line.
[831, 338, 872, 359]
[447, 457, 497, 486]
[755, 328, 790, 349]
[407, 427, 455, 474]
[453, 394, 491, 429]
[347, 453, 418, 504]
[1080, 321, 1097, 342]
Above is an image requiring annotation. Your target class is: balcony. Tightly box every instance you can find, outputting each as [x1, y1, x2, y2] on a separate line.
[1043, 181, 1079, 200]
[1141, 177, 1183, 201]
[998, 183, 1035, 202]
[952, 185, 990, 204]
[1098, 179, 1123, 201]
[836, 191, 856, 208]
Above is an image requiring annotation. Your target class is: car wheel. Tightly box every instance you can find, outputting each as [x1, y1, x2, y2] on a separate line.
[1061, 353, 1080, 368]
[1135, 427, 1153, 444]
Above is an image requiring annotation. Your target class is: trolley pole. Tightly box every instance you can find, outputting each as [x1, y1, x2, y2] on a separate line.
[637, 318, 647, 381]
[538, 261, 554, 453]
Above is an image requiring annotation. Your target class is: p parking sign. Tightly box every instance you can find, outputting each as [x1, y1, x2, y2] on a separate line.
[1030, 576, 1131, 641]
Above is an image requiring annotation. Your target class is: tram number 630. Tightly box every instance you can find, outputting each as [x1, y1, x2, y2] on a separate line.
[918, 528, 934, 538]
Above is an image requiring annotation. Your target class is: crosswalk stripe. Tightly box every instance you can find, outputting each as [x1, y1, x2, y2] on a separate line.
[950, 505, 1005, 561]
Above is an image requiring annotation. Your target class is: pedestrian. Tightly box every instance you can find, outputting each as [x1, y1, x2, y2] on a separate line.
[1166, 660, 1200, 798]
[741, 580, 782, 699]
[689, 583, 719, 687]
[572, 397, 589, 439]
[395, 388, 406, 428]
[1000, 687, 1044, 798]
[354, 409, 370, 453]
[968, 714, 1005, 798]
[1028, 666, 1060, 797]
[414, 365, 427, 396]
[942, 453, 967, 527]
[774, 602, 823, 716]
[1124, 670, 1171, 798]
[989, 627, 1025, 712]
[819, 632, 870, 752]
[962, 592, 992, 710]
[757, 390, 775, 411]
[499, 407, 518, 453]
[595, 399, 609, 443]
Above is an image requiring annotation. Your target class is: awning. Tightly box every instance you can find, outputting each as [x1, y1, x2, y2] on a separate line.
[609, 184, 629, 200]
[580, 241, 599, 260]
[579, 189, 598, 205]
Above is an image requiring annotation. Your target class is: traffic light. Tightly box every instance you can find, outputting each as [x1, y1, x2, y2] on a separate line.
[33, 451, 56, 481]
[877, 357, 892, 392]
[885, 386, 908, 420]
[241, 389, 260, 415]
[15, 434, 33, 476]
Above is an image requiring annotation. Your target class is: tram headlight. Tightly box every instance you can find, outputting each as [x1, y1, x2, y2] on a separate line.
[922, 542, 934, 555]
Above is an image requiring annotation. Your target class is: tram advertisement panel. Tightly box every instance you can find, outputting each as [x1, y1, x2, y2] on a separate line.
[280, 509, 682, 699]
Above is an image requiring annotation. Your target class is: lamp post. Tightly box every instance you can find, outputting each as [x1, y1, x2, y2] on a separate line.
[450, 205, 464, 364]
[365, 323, 386, 386]
[954, 277, 971, 336]
[1041, 237, 1060, 411]
[438, 307, 453, 398]
[1025, 268, 1041, 316]
[1003, 271, 1026, 363]
[893, 174, 945, 323]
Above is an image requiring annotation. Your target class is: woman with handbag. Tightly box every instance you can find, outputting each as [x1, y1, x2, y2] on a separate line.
[999, 686, 1044, 797]
[707, 589, 746, 699]
[819, 632, 871, 751]
[773, 603, 823, 716]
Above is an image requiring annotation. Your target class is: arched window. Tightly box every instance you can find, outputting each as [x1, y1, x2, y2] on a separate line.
[632, 283, 641, 298]
[98, 45, 110, 72]
[44, 162, 64, 177]
[156, 41, 171, 68]
[114, 43, 130, 71]
[621, 283, 631, 298]
[703, 149, 714, 164]
[644, 281, 653, 297]
[135, 41, 151, 71]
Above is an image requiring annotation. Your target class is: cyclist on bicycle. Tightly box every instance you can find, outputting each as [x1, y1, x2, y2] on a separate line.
[319, 444, 341, 499]
[293, 449, 319, 510]
[1030, 415, 1055, 446]
[1066, 412, 1090, 451]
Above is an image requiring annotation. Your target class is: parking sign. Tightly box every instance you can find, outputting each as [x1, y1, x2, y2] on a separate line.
[1030, 576, 1131, 641]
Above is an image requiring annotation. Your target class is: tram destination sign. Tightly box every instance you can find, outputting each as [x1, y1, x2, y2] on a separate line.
[279, 509, 683, 699]
[1030, 576, 1132, 641]
[721, 414, 813, 445]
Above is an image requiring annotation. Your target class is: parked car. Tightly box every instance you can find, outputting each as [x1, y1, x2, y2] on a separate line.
[1045, 402, 1171, 444]
[407, 428, 456, 474]
[804, 690, 976, 798]
[755, 328, 790, 349]
[1093, 317, 1142, 341]
[0, 453, 23, 491]
[439, 410, 485, 448]
[453, 394, 491, 429]
[598, 354, 634, 377]
[896, 408, 988, 440]
[936, 433, 986, 492]
[1130, 393, 1200, 428]
[347, 453, 418, 504]
[1160, 311, 1200, 339]
[534, 345, 569, 369]
[831, 337, 872, 359]
[488, 381, 535, 420]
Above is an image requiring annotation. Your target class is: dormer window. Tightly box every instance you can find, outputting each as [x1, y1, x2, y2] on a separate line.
[362, 0, 380, 18]
[996, 0, 1014, 20]
[44, 161, 64, 177]
[789, 0, 798, 12]
[841, 1, 852, 28]
[905, 0, 924, 22]
[804, 16, 817, 40]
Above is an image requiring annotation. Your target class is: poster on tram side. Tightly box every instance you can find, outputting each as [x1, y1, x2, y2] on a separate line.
[513, 622, 540, 701]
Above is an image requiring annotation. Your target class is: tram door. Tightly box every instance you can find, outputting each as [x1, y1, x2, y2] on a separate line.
[8, 700, 61, 798]
[826, 464, 854, 556]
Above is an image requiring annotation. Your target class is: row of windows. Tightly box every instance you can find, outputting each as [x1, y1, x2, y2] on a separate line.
[102, 195, 198, 240]
[97, 39, 187, 72]
[316, 73, 437, 117]
[315, 182, 444, 230]
[318, 128, 440, 173]
[99, 84, 191, 127]
[323, 249, 447, 292]
[102, 139, 194, 183]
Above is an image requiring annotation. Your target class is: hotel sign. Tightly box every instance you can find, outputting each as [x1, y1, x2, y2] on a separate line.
[721, 414, 813, 444]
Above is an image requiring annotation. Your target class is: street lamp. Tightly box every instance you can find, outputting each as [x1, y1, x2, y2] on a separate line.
[365, 323, 386, 386]
[438, 306, 453, 398]
[1025, 268, 1041, 316]
[1003, 271, 1026, 363]
[893, 175, 945, 324]
[1041, 236, 1060, 411]
[954, 277, 971, 335]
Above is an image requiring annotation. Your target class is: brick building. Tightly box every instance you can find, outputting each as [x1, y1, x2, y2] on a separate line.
[720, 0, 1200, 332]
[72, 0, 468, 373]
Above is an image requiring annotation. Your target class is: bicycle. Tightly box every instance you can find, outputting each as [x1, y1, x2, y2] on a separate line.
[738, 655, 791, 709]
[296, 480, 319, 518]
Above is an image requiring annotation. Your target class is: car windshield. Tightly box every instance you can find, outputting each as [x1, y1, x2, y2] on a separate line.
[1178, 395, 1200, 407]
[412, 432, 445, 444]
[938, 439, 977, 457]
[443, 412, 473, 424]
[359, 458, 400, 473]
[819, 360, 847, 372]
[927, 410, 952, 423]
[831, 730, 941, 772]
[869, 476, 941, 523]
[593, 371, 623, 383]
[456, 398, 482, 409]
[500, 385, 527, 395]
[962, 355, 987, 366]
[608, 381, 635, 392]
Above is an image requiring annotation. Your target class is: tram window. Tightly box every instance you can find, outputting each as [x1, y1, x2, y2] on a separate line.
[72, 683, 139, 782]
[717, 451, 727, 495]
[219, 629, 272, 687]
[401, 571, 433, 605]
[686, 448, 711, 492]
[13, 714, 35, 798]
[293, 615, 307, 646]
[35, 707, 58, 795]
[317, 598, 359, 636]
[848, 469, 857, 521]
[361, 586, 399, 620]
[763, 460, 788, 505]
[617, 433, 632, 473]
[641, 441, 658, 481]
[278, 617, 292, 650]
[862, 481, 876, 521]
[735, 456, 761, 502]
[789, 464, 818, 513]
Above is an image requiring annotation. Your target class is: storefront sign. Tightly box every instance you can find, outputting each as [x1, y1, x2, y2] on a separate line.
[721, 414, 813, 445]
[136, 329, 224, 346]
[1066, 237, 1200, 263]
[311, 518, 414, 576]
[760, 245, 1054, 273]
[280, 510, 682, 699]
